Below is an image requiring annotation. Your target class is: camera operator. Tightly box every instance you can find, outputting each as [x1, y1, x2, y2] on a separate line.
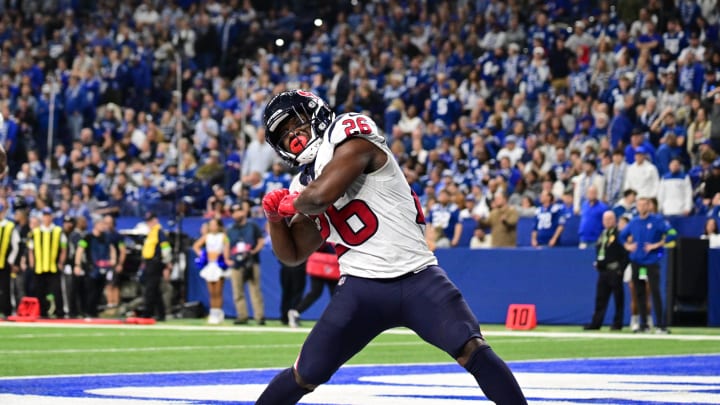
[226, 200, 265, 325]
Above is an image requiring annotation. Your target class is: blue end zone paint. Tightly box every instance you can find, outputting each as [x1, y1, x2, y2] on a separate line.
[509, 354, 720, 376]
[1, 354, 719, 404]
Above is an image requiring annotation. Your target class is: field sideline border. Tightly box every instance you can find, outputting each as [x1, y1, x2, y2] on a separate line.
[1, 321, 719, 341]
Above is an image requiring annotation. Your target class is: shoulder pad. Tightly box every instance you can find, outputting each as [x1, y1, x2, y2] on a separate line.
[289, 174, 306, 193]
[326, 113, 386, 147]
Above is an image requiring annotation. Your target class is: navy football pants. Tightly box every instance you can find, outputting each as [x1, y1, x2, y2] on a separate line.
[295, 266, 482, 385]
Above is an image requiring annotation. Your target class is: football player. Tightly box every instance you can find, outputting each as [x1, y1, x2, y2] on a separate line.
[258, 90, 526, 404]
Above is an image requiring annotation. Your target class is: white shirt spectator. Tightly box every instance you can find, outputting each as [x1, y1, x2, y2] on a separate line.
[702, 233, 720, 248]
[658, 88, 684, 116]
[241, 127, 276, 178]
[565, 25, 596, 56]
[657, 169, 693, 216]
[194, 113, 219, 153]
[480, 30, 507, 51]
[573, 171, 605, 213]
[134, 3, 160, 25]
[496, 137, 524, 166]
[396, 113, 423, 135]
[623, 156, 660, 198]
[679, 43, 706, 62]
[172, 24, 196, 59]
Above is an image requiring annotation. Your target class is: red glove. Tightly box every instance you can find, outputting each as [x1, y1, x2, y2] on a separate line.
[262, 189, 289, 222]
[278, 191, 301, 217]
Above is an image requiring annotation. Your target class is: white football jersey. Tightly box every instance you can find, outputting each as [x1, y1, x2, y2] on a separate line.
[292, 113, 437, 278]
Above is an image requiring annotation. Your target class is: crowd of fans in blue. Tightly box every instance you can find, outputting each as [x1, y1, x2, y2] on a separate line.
[1, 0, 720, 247]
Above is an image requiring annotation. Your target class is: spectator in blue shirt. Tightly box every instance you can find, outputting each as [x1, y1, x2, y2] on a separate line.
[429, 84, 461, 128]
[654, 134, 687, 176]
[609, 103, 633, 150]
[619, 197, 673, 333]
[662, 18, 687, 59]
[612, 189, 638, 220]
[531, 190, 566, 247]
[578, 185, 608, 248]
[679, 0, 702, 29]
[650, 107, 685, 149]
[706, 193, 720, 222]
[427, 188, 463, 248]
[262, 161, 292, 195]
[64, 74, 86, 141]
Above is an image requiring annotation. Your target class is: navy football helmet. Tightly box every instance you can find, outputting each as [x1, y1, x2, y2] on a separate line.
[263, 90, 334, 166]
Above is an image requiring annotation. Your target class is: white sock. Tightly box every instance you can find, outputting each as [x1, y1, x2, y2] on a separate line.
[217, 309, 224, 322]
[630, 315, 639, 329]
[647, 315, 654, 329]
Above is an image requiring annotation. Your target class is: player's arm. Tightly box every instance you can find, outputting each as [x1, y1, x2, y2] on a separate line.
[266, 215, 324, 266]
[294, 137, 386, 216]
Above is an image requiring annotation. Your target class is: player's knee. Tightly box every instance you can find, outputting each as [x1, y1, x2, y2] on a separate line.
[293, 366, 324, 391]
[456, 337, 489, 367]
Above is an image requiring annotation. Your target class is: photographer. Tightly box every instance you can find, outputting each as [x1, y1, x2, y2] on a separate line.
[226, 200, 265, 325]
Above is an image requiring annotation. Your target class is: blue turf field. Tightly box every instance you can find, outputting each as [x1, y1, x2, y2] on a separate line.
[1, 354, 719, 404]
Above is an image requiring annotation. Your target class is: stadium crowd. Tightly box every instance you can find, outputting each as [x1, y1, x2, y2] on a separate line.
[0, 0, 719, 311]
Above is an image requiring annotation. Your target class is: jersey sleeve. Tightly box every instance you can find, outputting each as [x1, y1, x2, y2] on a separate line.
[326, 113, 386, 148]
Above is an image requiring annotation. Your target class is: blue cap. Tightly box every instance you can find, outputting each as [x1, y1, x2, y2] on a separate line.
[505, 135, 518, 144]
[42, 207, 53, 215]
[634, 146, 647, 155]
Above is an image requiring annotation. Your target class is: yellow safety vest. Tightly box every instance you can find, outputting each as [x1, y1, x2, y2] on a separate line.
[142, 224, 161, 260]
[0, 221, 15, 269]
[32, 226, 62, 274]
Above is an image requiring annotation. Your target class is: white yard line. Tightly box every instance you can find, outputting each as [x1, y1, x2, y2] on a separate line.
[0, 341, 425, 355]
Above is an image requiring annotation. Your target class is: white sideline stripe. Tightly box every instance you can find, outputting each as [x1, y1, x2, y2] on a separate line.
[1, 321, 719, 341]
[4, 331, 249, 339]
[0, 341, 426, 355]
[1, 353, 719, 382]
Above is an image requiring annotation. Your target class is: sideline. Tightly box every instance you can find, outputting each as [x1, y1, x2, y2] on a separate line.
[2, 321, 720, 341]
